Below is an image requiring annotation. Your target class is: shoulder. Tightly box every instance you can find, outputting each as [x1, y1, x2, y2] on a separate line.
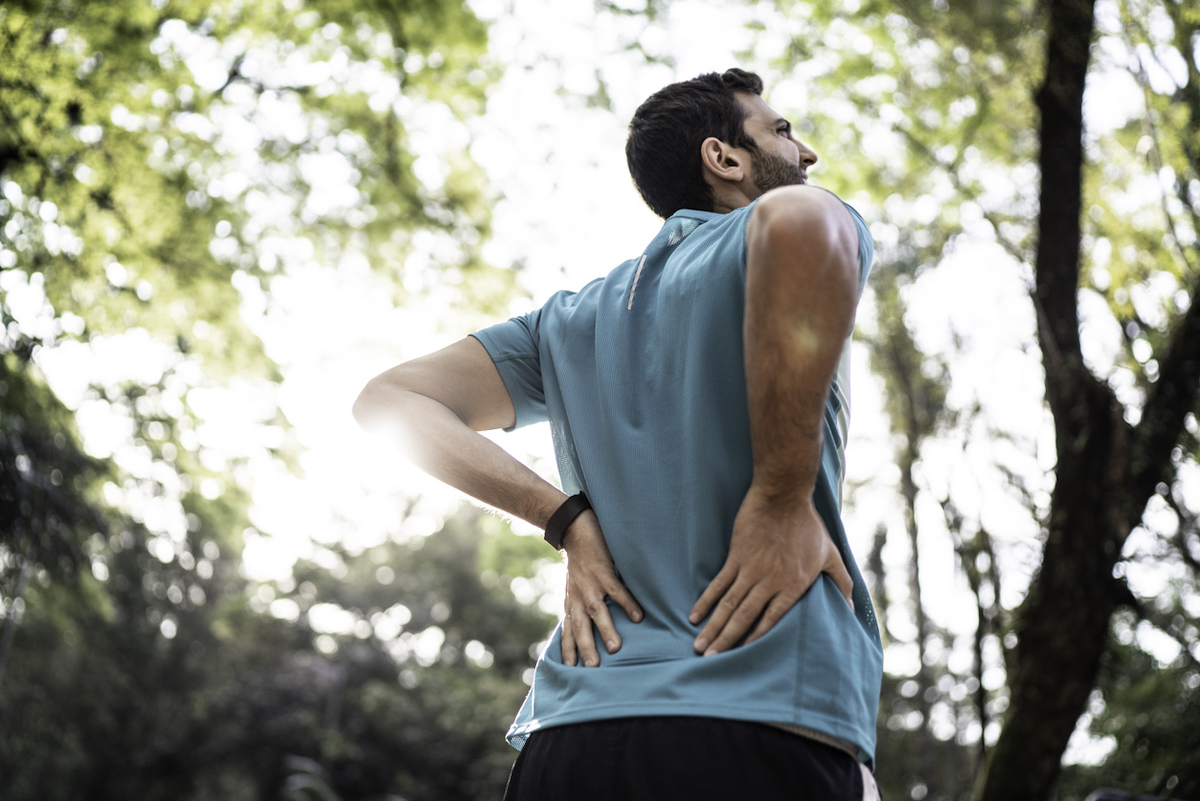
[749, 186, 855, 236]
[747, 186, 860, 265]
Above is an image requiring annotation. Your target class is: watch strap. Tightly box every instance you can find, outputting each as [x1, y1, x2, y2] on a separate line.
[544, 492, 591, 550]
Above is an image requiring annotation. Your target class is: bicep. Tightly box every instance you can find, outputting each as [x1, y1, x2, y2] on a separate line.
[357, 337, 516, 432]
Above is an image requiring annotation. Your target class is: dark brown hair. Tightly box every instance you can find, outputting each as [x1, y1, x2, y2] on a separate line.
[625, 68, 764, 218]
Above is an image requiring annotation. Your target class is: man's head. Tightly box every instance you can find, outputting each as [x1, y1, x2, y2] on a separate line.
[626, 68, 818, 218]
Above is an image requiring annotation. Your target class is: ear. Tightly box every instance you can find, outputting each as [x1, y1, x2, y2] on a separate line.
[699, 136, 747, 184]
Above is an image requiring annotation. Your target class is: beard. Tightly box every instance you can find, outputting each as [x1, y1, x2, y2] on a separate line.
[750, 148, 805, 193]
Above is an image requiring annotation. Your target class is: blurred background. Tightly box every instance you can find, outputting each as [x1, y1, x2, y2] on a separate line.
[1, 0, 1198, 799]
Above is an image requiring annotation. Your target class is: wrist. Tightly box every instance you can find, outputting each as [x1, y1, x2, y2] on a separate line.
[560, 510, 591, 553]
[543, 491, 591, 550]
[747, 475, 815, 509]
[749, 431, 823, 504]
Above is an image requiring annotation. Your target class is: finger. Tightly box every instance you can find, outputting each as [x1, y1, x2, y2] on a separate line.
[573, 607, 602, 668]
[690, 565, 737, 625]
[703, 585, 771, 655]
[693, 575, 751, 653]
[605, 581, 643, 625]
[561, 613, 578, 667]
[744, 591, 799, 646]
[587, 599, 623, 654]
[824, 549, 855, 610]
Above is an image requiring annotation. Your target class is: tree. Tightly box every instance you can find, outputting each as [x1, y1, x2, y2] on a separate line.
[0, 505, 554, 800]
[0, 0, 506, 583]
[736, 0, 1200, 797]
[0, 0, 543, 797]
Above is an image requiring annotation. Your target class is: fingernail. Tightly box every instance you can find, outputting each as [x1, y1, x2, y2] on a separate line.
[606, 640, 617, 651]
[703, 648, 717, 657]
[586, 658, 598, 667]
[688, 613, 698, 624]
[694, 638, 708, 652]
[632, 611, 642, 622]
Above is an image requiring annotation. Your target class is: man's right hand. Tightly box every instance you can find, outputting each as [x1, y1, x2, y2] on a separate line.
[560, 510, 643, 667]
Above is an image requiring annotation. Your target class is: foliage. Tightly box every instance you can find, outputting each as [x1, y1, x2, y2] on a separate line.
[0, 354, 106, 602]
[0, 0, 510, 566]
[0, 508, 553, 801]
[0, 0, 538, 798]
[1058, 614, 1200, 801]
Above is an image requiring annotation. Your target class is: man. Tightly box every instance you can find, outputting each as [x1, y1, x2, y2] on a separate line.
[354, 68, 883, 800]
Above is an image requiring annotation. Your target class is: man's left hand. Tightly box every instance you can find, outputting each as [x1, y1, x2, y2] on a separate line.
[689, 485, 853, 655]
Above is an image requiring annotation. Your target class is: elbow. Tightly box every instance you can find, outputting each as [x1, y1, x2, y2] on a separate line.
[353, 373, 412, 431]
[353, 366, 450, 433]
[352, 378, 383, 430]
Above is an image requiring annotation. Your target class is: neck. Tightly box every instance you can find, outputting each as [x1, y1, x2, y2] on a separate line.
[709, 183, 757, 214]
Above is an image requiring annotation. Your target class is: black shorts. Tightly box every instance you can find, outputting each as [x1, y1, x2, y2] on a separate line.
[503, 716, 865, 801]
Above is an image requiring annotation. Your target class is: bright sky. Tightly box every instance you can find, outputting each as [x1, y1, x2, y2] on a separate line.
[17, 0, 1194, 765]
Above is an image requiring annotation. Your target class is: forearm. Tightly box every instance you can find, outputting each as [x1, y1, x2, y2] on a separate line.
[355, 382, 566, 530]
[399, 392, 566, 525]
[743, 187, 859, 503]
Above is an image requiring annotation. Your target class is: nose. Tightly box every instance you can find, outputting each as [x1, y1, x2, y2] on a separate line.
[797, 141, 818, 167]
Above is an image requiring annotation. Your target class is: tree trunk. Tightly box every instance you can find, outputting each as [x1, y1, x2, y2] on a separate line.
[977, 379, 1125, 801]
[977, 0, 1200, 794]
[976, 0, 1109, 798]
[899, 445, 937, 787]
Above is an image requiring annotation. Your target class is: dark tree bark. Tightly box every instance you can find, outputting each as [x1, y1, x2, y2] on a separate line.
[978, 0, 1200, 799]
[978, 0, 1108, 798]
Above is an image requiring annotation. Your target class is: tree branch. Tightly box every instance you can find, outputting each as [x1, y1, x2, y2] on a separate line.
[1124, 0, 1200, 505]
[1114, 575, 1200, 670]
[1129, 277, 1200, 502]
[1032, 0, 1096, 436]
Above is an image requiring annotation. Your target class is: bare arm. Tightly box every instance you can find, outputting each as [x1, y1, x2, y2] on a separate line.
[353, 337, 558, 526]
[690, 186, 860, 655]
[353, 337, 642, 666]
